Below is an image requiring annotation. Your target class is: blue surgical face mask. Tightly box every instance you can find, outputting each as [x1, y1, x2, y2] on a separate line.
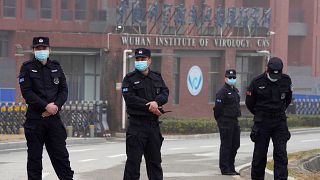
[34, 50, 49, 61]
[135, 60, 148, 71]
[227, 78, 237, 85]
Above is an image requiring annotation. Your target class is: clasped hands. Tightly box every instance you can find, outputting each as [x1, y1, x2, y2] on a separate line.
[146, 101, 162, 116]
[42, 102, 58, 118]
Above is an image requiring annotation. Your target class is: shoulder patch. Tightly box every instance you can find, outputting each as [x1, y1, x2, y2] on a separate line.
[122, 87, 129, 93]
[19, 77, 25, 84]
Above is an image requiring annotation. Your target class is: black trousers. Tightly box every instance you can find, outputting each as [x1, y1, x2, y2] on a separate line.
[217, 118, 240, 173]
[123, 118, 164, 180]
[250, 118, 291, 180]
[24, 116, 74, 180]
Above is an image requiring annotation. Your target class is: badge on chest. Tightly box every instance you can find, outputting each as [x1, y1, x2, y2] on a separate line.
[53, 77, 59, 85]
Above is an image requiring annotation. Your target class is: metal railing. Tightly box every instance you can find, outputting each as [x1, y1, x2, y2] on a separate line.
[293, 99, 320, 115]
[0, 101, 108, 137]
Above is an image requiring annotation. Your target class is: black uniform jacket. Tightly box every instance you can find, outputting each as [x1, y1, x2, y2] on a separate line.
[19, 58, 68, 119]
[121, 69, 169, 119]
[214, 83, 241, 120]
[245, 72, 292, 118]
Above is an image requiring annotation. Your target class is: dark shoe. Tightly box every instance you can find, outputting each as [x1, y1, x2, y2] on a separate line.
[232, 171, 240, 175]
[222, 172, 238, 175]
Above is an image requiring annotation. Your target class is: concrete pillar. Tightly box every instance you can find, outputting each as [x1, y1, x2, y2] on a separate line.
[89, 125, 95, 138]
[225, 49, 237, 70]
[19, 127, 24, 135]
[270, 0, 289, 72]
[66, 126, 73, 137]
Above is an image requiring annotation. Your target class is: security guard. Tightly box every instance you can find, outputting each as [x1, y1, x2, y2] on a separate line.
[214, 69, 241, 176]
[246, 57, 292, 180]
[122, 48, 169, 180]
[19, 37, 74, 180]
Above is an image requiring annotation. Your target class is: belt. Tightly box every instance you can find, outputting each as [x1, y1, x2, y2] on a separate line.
[129, 115, 159, 124]
[256, 111, 285, 118]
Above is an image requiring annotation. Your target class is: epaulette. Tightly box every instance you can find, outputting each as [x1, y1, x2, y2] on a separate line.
[22, 60, 33, 66]
[281, 74, 290, 79]
[152, 70, 162, 77]
[51, 60, 60, 65]
[126, 70, 137, 77]
[253, 73, 265, 81]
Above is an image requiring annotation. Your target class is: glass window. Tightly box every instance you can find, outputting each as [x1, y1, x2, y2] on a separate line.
[84, 56, 100, 100]
[75, 0, 87, 20]
[61, 0, 72, 21]
[236, 57, 249, 101]
[25, 0, 37, 20]
[95, 76, 100, 100]
[95, 56, 101, 75]
[92, 0, 107, 21]
[208, 58, 222, 103]
[84, 75, 95, 100]
[3, 0, 16, 17]
[236, 56, 263, 101]
[51, 53, 100, 101]
[25, 0, 34, 8]
[61, 0, 68, 9]
[173, 58, 180, 104]
[0, 32, 9, 57]
[85, 56, 95, 74]
[150, 56, 162, 72]
[40, 0, 52, 19]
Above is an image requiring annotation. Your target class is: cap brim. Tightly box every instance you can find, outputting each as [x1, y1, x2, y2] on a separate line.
[134, 55, 149, 58]
[269, 73, 281, 80]
[33, 44, 49, 48]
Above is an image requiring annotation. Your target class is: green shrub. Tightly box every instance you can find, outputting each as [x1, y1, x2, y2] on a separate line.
[160, 115, 320, 134]
[160, 117, 218, 134]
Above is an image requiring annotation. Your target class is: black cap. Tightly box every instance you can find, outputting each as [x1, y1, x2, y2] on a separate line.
[32, 37, 50, 48]
[267, 57, 283, 80]
[225, 69, 236, 78]
[134, 48, 151, 58]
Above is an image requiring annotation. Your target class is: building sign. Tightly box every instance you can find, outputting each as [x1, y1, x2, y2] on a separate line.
[117, 2, 272, 36]
[121, 35, 270, 48]
[187, 66, 203, 96]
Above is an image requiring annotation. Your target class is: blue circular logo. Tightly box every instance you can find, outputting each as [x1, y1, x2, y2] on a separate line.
[187, 66, 203, 96]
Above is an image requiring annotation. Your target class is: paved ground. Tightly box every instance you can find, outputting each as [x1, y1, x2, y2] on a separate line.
[0, 134, 25, 142]
[0, 128, 319, 180]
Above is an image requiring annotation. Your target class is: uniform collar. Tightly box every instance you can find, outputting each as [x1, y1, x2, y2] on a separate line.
[224, 83, 233, 90]
[135, 68, 155, 79]
[224, 83, 238, 92]
[264, 72, 281, 84]
[135, 69, 146, 79]
[33, 57, 52, 67]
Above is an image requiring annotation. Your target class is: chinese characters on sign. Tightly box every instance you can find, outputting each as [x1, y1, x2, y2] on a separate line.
[116, 1, 272, 36]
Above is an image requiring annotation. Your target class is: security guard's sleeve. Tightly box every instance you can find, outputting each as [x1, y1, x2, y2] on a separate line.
[54, 65, 68, 110]
[19, 65, 48, 110]
[285, 78, 293, 109]
[213, 89, 225, 120]
[154, 77, 169, 106]
[245, 81, 256, 115]
[121, 75, 149, 110]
